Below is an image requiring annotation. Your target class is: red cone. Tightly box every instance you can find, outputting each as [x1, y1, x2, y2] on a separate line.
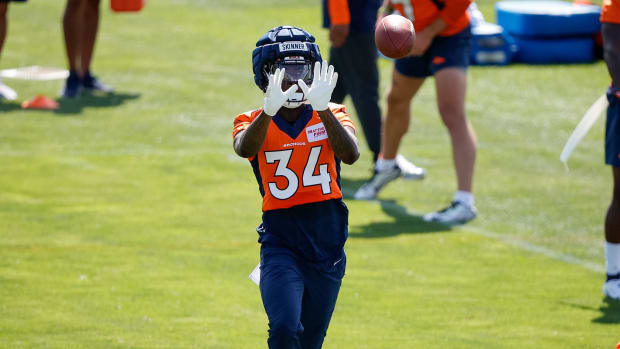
[21, 95, 59, 110]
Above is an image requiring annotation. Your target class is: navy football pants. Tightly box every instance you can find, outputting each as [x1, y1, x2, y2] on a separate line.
[329, 32, 382, 162]
[259, 245, 345, 349]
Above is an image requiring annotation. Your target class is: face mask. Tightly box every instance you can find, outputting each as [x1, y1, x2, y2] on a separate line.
[269, 60, 313, 109]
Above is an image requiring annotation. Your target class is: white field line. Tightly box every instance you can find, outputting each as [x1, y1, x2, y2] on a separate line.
[344, 189, 605, 273]
[465, 225, 604, 273]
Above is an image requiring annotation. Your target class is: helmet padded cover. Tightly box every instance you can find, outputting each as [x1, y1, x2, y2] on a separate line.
[252, 26, 322, 92]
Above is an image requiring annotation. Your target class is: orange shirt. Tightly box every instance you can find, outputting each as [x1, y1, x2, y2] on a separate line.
[602, 0, 620, 24]
[389, 0, 471, 36]
[233, 104, 355, 212]
[328, 0, 351, 25]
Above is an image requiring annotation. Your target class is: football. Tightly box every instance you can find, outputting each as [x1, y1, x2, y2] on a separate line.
[375, 14, 415, 59]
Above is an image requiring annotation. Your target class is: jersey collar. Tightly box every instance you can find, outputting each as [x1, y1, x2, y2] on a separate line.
[272, 104, 314, 140]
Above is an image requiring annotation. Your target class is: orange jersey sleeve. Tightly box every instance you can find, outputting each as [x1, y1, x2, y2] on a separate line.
[602, 0, 620, 24]
[389, 0, 471, 36]
[329, 102, 356, 131]
[328, 0, 351, 25]
[232, 108, 262, 139]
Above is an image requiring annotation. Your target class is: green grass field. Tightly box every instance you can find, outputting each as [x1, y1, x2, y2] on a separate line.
[1, 0, 619, 348]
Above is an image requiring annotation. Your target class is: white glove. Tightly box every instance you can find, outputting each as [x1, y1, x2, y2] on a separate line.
[263, 68, 298, 117]
[297, 61, 338, 112]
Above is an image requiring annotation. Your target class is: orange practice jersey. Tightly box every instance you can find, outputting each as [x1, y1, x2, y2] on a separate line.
[602, 0, 620, 24]
[388, 0, 472, 36]
[327, 0, 351, 26]
[233, 104, 355, 212]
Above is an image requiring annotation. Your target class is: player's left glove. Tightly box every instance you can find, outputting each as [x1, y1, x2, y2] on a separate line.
[297, 61, 338, 112]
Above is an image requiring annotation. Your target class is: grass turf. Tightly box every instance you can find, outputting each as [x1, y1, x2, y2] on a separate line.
[0, 0, 618, 347]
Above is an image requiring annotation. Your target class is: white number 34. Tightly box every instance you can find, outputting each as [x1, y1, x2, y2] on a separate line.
[264, 146, 332, 200]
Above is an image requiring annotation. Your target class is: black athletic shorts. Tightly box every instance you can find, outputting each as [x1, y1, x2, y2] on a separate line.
[606, 86, 620, 167]
[395, 25, 472, 78]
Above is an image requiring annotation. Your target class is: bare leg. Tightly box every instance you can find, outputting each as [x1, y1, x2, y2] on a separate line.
[63, 0, 85, 75]
[0, 3, 7, 59]
[602, 25, 620, 298]
[0, 2, 18, 100]
[381, 69, 425, 160]
[81, 0, 99, 73]
[352, 69, 424, 200]
[434, 68, 477, 193]
[606, 167, 620, 243]
[604, 167, 620, 298]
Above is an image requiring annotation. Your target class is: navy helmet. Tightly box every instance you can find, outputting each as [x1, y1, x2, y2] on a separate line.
[252, 26, 322, 92]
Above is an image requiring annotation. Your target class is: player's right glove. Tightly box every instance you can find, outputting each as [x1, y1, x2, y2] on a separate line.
[263, 68, 298, 117]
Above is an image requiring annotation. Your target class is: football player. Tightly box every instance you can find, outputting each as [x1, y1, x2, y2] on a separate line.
[61, 0, 114, 98]
[322, 0, 427, 180]
[233, 26, 359, 348]
[0, 0, 26, 101]
[601, 0, 620, 300]
[354, 0, 478, 225]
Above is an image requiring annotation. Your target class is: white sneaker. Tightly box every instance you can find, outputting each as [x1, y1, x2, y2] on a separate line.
[0, 80, 17, 100]
[603, 278, 620, 299]
[353, 165, 401, 200]
[423, 201, 477, 225]
[396, 154, 426, 180]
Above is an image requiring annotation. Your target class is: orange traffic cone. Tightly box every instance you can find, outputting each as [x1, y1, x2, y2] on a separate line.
[21, 95, 59, 110]
[111, 0, 145, 12]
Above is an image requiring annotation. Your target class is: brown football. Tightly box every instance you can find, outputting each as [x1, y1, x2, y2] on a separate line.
[375, 14, 415, 59]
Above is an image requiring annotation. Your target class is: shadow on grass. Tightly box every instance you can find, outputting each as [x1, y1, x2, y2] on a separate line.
[54, 91, 141, 115]
[0, 91, 140, 115]
[341, 177, 451, 239]
[562, 297, 620, 324]
[592, 297, 620, 324]
[0, 101, 22, 112]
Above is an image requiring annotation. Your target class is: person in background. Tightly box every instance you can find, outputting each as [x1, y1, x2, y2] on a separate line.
[61, 0, 113, 98]
[355, 0, 478, 226]
[323, 0, 426, 183]
[601, 0, 620, 300]
[0, 0, 25, 101]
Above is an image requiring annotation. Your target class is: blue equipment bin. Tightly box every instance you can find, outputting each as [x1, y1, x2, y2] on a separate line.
[496, 1, 601, 37]
[470, 22, 517, 65]
[512, 35, 594, 63]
